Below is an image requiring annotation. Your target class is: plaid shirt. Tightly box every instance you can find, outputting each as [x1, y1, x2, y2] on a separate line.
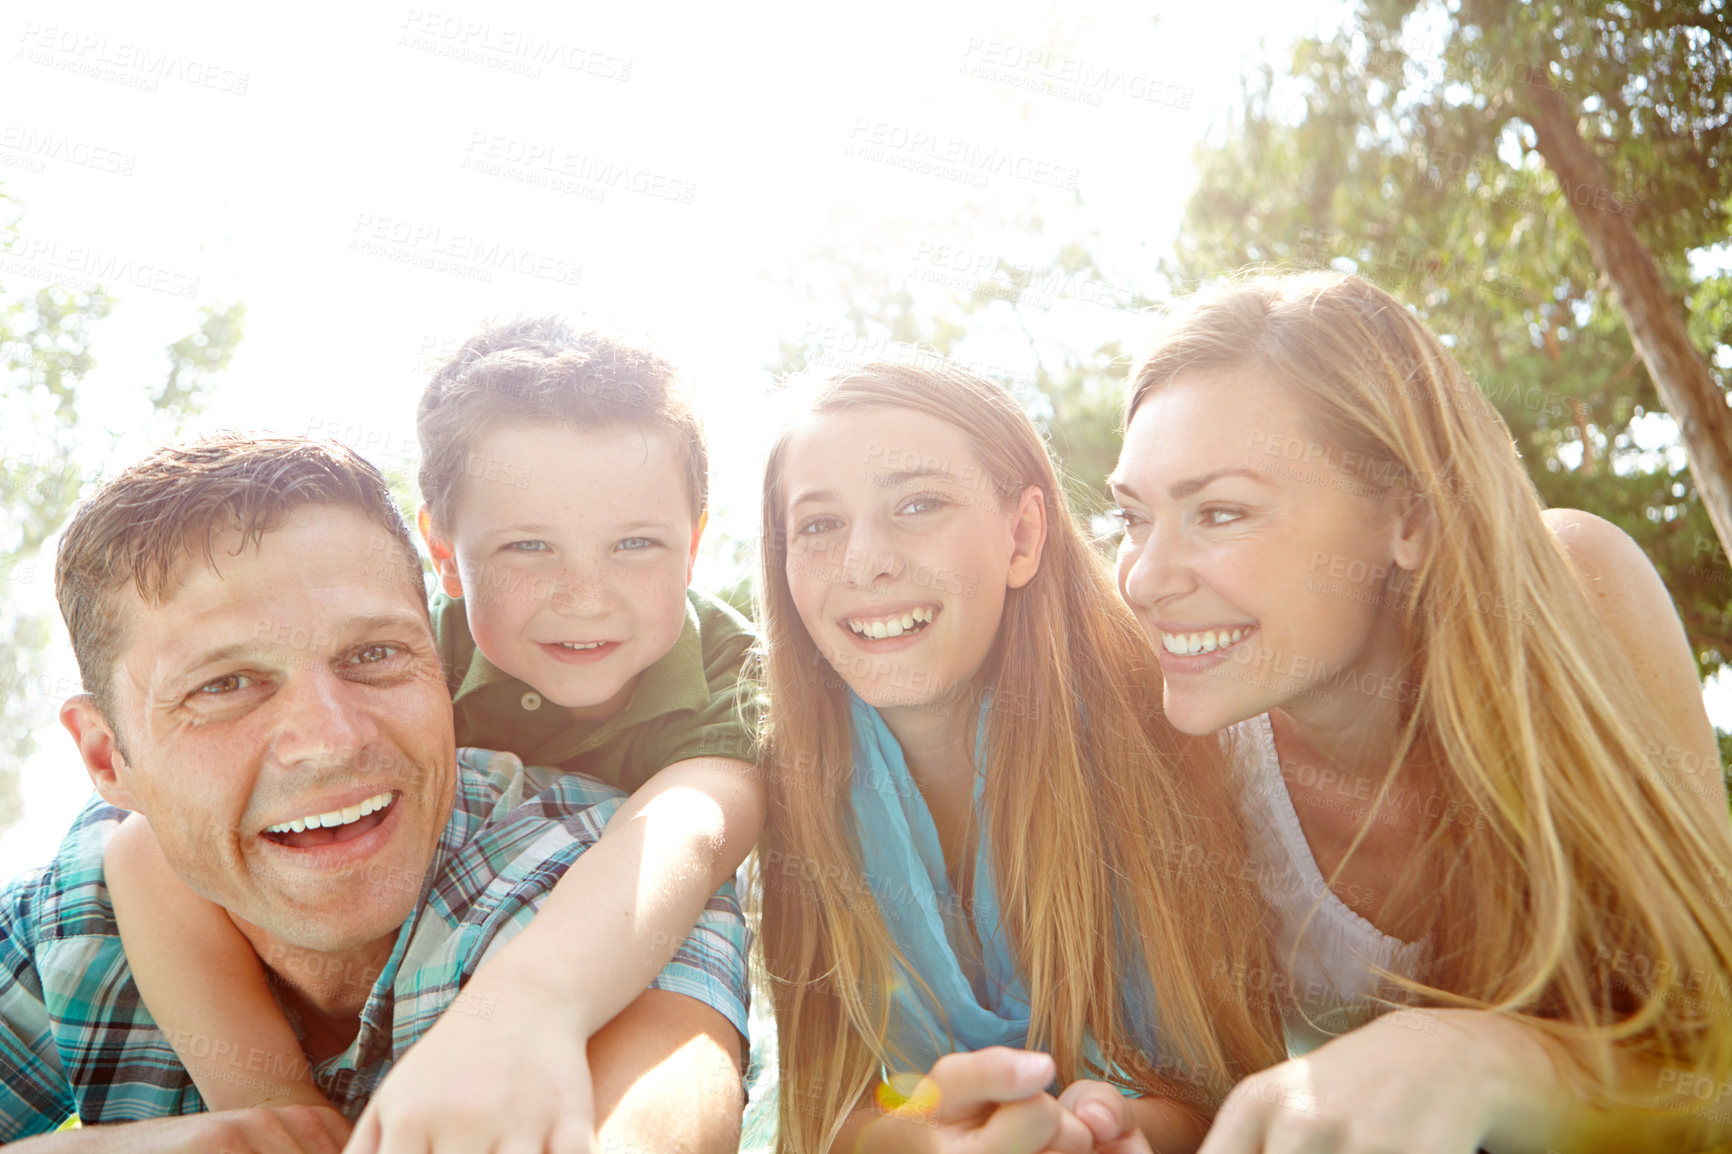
[0, 749, 750, 1140]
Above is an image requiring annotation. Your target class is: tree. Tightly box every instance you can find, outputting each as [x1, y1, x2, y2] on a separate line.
[1163, 0, 1732, 679]
[0, 195, 245, 832]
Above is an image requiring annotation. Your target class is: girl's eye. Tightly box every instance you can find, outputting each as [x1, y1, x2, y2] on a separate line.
[195, 673, 253, 697]
[506, 540, 550, 553]
[794, 515, 841, 536]
[616, 537, 659, 552]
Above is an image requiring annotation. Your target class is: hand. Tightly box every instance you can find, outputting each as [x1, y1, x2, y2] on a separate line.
[885, 1047, 1096, 1154]
[1059, 1081, 1155, 1154]
[342, 964, 596, 1154]
[10, 1104, 351, 1153]
[1197, 1009, 1512, 1154]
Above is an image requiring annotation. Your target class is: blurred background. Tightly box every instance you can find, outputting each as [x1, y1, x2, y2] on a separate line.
[2, 0, 1728, 889]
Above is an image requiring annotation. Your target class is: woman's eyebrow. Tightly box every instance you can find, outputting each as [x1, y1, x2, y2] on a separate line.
[1167, 467, 1277, 499]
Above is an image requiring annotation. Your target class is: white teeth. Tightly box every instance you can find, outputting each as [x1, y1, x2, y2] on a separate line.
[266, 790, 394, 835]
[845, 607, 939, 639]
[556, 641, 605, 650]
[1162, 627, 1250, 657]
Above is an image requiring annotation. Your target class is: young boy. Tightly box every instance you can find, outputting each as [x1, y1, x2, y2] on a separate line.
[103, 319, 765, 1147]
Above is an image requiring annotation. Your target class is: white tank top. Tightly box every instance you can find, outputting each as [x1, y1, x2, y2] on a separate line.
[1228, 713, 1429, 1056]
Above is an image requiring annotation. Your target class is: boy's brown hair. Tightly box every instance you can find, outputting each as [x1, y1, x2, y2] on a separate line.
[54, 434, 425, 725]
[416, 318, 707, 530]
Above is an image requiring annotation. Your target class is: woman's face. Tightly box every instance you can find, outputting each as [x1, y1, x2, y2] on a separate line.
[1110, 370, 1419, 737]
[778, 405, 1043, 719]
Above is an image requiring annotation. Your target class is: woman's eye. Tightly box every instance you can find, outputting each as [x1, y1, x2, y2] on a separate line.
[506, 540, 550, 553]
[616, 537, 659, 552]
[1111, 508, 1150, 538]
[194, 673, 253, 697]
[897, 493, 947, 516]
[1201, 506, 1245, 526]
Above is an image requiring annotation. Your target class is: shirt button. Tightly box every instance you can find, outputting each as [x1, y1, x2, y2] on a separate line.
[520, 692, 542, 711]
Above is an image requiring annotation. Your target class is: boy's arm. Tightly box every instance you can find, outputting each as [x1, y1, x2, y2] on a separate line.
[345, 756, 763, 1153]
[103, 815, 331, 1111]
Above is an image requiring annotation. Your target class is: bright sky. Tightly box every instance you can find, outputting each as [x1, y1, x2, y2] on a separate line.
[1, 0, 1724, 881]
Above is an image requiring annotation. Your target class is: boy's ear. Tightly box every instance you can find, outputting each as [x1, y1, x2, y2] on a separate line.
[1005, 485, 1048, 590]
[61, 695, 139, 811]
[417, 505, 464, 599]
[686, 509, 707, 585]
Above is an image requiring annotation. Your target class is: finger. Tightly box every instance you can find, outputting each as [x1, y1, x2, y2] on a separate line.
[274, 1105, 350, 1154]
[957, 1093, 1079, 1154]
[547, 1115, 595, 1154]
[922, 1048, 1056, 1121]
[340, 1106, 381, 1154]
[1057, 1081, 1135, 1144]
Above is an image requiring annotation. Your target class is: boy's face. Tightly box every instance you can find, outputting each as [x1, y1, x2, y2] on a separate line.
[429, 422, 702, 721]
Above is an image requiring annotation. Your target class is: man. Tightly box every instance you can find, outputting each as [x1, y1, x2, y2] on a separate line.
[0, 435, 748, 1150]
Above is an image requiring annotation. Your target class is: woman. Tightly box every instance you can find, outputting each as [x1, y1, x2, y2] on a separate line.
[754, 362, 1286, 1152]
[1110, 270, 1732, 1152]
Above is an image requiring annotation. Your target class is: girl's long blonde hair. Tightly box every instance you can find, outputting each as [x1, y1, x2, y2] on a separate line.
[755, 361, 1284, 1153]
[1128, 271, 1732, 1108]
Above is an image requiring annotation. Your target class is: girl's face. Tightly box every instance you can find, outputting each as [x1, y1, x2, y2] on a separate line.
[1110, 371, 1424, 737]
[779, 405, 1044, 719]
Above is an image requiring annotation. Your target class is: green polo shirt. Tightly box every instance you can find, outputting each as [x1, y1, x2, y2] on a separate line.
[436, 587, 760, 794]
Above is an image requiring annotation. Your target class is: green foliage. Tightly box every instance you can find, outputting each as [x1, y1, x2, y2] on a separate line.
[0, 195, 246, 832]
[1162, 0, 1732, 678]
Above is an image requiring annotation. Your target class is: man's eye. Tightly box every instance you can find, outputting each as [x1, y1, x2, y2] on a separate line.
[350, 644, 400, 665]
[506, 540, 550, 553]
[616, 537, 660, 552]
[195, 674, 253, 696]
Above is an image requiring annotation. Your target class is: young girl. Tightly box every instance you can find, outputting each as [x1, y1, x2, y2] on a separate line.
[754, 361, 1286, 1153]
[1110, 271, 1732, 1151]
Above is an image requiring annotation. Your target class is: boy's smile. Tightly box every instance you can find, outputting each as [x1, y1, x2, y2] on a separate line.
[430, 421, 701, 723]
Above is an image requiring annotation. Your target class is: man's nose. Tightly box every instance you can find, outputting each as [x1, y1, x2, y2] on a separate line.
[269, 669, 376, 770]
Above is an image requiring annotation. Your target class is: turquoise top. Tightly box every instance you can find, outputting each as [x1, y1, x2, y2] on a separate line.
[846, 692, 1153, 1088]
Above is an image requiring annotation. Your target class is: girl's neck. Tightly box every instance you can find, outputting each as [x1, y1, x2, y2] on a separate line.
[878, 696, 975, 789]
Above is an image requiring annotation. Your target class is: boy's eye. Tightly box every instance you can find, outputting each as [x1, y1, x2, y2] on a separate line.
[615, 536, 659, 552]
[505, 540, 550, 553]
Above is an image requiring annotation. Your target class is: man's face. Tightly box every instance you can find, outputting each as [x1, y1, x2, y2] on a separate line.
[91, 505, 455, 956]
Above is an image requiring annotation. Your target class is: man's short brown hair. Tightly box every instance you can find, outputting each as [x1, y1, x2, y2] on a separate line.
[416, 317, 708, 530]
[54, 434, 426, 723]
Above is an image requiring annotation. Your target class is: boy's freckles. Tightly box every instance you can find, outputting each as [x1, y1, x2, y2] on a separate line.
[441, 421, 698, 718]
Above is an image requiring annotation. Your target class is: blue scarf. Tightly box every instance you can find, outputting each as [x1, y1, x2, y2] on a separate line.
[847, 691, 1032, 1072]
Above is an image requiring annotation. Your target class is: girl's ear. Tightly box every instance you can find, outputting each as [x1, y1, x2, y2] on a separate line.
[1390, 488, 1434, 572]
[1006, 485, 1048, 590]
[687, 509, 708, 585]
[417, 505, 464, 599]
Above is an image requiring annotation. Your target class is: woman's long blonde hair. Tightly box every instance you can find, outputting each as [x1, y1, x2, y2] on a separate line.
[1127, 271, 1732, 1108]
[755, 361, 1284, 1153]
